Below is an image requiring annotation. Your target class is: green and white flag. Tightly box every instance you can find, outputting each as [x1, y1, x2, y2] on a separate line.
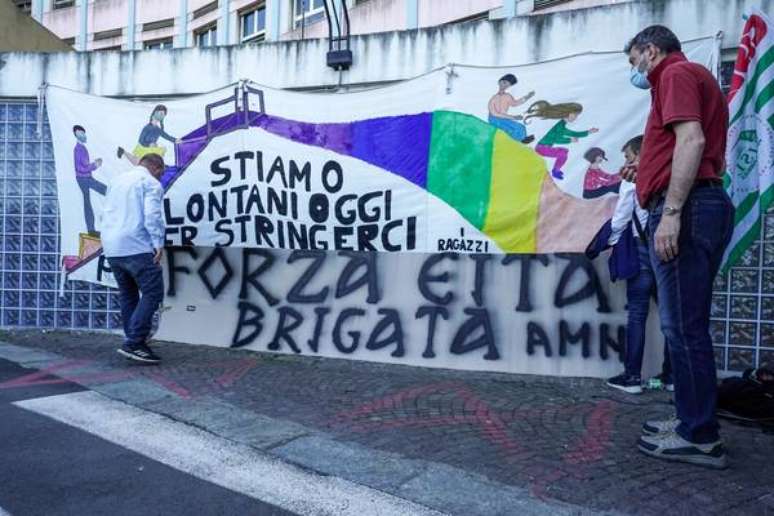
[722, 9, 774, 273]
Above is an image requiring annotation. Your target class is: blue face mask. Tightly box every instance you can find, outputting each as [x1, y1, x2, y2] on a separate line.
[630, 67, 651, 89]
[75, 132, 87, 143]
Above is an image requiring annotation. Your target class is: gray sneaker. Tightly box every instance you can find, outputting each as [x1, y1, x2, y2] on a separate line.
[642, 416, 680, 436]
[637, 431, 727, 469]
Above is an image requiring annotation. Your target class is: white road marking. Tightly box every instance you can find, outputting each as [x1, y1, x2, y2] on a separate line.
[15, 391, 443, 516]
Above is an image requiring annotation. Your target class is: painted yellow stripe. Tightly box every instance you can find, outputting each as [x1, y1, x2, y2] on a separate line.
[482, 131, 546, 253]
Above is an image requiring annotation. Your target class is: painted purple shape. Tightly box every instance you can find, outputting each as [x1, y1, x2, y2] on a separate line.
[164, 112, 247, 190]
[250, 112, 431, 188]
[164, 109, 433, 192]
[350, 113, 431, 188]
[160, 165, 179, 189]
[252, 114, 354, 156]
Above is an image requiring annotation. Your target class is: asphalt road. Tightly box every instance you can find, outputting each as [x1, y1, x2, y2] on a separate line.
[0, 358, 293, 516]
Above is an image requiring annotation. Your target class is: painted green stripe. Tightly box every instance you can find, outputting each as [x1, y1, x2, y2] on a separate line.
[426, 111, 495, 230]
[722, 220, 761, 274]
[754, 79, 774, 113]
[733, 191, 759, 224]
[768, 112, 774, 130]
[730, 46, 774, 125]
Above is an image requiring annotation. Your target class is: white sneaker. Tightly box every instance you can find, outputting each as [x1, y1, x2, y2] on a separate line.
[642, 416, 680, 436]
[638, 431, 727, 469]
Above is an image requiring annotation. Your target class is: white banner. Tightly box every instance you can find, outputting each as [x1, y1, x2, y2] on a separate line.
[45, 39, 719, 377]
[47, 38, 719, 287]
[157, 247, 668, 378]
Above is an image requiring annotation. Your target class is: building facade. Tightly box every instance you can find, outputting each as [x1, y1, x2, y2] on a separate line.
[1, 0, 771, 372]
[13, 0, 629, 51]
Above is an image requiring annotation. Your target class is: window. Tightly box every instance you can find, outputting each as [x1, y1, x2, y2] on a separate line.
[53, 0, 75, 8]
[143, 18, 175, 32]
[294, 0, 326, 29]
[193, 0, 219, 19]
[93, 28, 122, 41]
[240, 3, 266, 43]
[144, 38, 173, 50]
[195, 24, 218, 47]
[13, 0, 31, 13]
[533, 0, 572, 10]
[445, 12, 488, 26]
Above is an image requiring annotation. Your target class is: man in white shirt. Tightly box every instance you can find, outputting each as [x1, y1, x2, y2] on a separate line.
[102, 153, 166, 363]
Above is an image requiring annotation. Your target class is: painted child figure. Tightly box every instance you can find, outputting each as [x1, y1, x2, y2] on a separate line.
[582, 147, 622, 199]
[487, 74, 536, 144]
[72, 125, 105, 236]
[605, 135, 673, 394]
[526, 101, 599, 180]
[117, 104, 180, 166]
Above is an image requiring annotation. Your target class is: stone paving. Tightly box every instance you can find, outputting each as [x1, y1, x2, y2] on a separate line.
[1, 329, 772, 515]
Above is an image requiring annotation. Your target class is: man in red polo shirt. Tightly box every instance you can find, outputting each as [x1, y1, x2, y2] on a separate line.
[624, 26, 734, 469]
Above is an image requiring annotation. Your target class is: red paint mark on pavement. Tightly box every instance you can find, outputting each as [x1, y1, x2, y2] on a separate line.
[214, 358, 259, 388]
[144, 371, 192, 399]
[334, 382, 619, 501]
[0, 359, 94, 389]
[530, 400, 617, 499]
[333, 381, 523, 454]
[0, 358, 189, 399]
[562, 400, 615, 465]
[334, 381, 462, 422]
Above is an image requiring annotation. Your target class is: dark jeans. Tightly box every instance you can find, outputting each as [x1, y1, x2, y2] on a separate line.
[108, 253, 164, 348]
[648, 186, 734, 444]
[624, 240, 672, 380]
[76, 176, 106, 234]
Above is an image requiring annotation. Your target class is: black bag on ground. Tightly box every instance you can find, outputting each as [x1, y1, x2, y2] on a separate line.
[717, 368, 774, 424]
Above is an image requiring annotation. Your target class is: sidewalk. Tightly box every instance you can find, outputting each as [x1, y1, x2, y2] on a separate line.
[0, 329, 771, 515]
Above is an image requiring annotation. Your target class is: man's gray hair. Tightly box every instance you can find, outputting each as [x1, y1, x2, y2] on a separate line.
[624, 25, 681, 54]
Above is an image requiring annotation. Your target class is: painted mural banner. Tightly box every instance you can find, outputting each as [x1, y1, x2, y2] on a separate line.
[47, 38, 719, 287]
[45, 39, 719, 377]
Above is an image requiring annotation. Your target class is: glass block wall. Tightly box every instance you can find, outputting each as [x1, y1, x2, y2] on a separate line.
[0, 98, 771, 372]
[0, 101, 123, 331]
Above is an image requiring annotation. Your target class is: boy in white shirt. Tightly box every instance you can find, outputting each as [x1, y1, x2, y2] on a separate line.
[605, 136, 672, 394]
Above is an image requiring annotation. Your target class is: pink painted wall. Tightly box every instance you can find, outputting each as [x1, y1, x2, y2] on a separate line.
[282, 0, 406, 41]
[418, 0, 500, 27]
[282, 0, 502, 41]
[42, 4, 79, 39]
[90, 0, 129, 34]
[137, 0, 178, 24]
[532, 0, 628, 15]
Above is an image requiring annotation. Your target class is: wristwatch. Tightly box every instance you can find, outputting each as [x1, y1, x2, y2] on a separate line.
[663, 205, 681, 216]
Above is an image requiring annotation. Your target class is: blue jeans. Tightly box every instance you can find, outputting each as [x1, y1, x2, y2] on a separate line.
[108, 253, 164, 347]
[648, 186, 734, 444]
[76, 176, 106, 234]
[624, 241, 672, 380]
[488, 115, 528, 142]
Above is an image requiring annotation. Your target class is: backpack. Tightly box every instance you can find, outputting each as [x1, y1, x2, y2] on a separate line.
[717, 368, 774, 429]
